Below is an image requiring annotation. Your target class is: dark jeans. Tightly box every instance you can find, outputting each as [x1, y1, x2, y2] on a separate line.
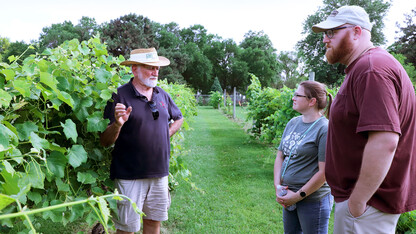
[283, 193, 333, 234]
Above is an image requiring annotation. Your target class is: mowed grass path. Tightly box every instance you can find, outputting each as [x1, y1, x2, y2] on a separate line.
[163, 106, 284, 233]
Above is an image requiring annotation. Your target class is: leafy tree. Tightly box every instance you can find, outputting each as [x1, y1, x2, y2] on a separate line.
[1, 41, 36, 64]
[157, 47, 189, 84]
[39, 21, 81, 50]
[153, 22, 189, 84]
[76, 16, 99, 42]
[176, 25, 220, 93]
[391, 53, 416, 85]
[204, 39, 249, 92]
[389, 8, 416, 67]
[180, 24, 214, 49]
[228, 59, 249, 92]
[210, 77, 223, 93]
[0, 37, 11, 62]
[277, 51, 306, 88]
[181, 42, 213, 93]
[204, 40, 228, 86]
[37, 17, 99, 52]
[297, 0, 391, 86]
[155, 22, 182, 49]
[100, 13, 158, 57]
[0, 37, 10, 53]
[240, 31, 281, 88]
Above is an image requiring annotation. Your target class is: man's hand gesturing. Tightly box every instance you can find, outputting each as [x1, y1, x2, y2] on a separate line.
[114, 103, 132, 127]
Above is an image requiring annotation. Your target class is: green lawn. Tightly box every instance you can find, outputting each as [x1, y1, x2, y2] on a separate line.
[163, 106, 284, 233]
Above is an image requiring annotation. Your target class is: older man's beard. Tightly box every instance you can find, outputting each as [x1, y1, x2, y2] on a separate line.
[325, 32, 354, 65]
[140, 76, 158, 88]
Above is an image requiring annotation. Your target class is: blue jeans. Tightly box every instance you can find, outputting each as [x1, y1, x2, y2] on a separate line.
[283, 193, 333, 234]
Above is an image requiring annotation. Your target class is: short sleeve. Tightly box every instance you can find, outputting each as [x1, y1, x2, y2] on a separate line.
[354, 71, 401, 134]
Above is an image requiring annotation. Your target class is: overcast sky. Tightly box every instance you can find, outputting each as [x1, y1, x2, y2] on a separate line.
[1, 0, 415, 52]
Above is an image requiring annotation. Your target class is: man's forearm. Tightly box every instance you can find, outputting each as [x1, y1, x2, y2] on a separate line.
[349, 131, 399, 215]
[169, 118, 184, 137]
[100, 122, 122, 147]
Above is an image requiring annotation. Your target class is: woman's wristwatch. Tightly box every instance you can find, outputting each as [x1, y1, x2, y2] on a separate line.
[299, 189, 306, 198]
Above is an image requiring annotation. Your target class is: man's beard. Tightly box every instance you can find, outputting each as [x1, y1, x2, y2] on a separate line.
[141, 76, 158, 88]
[325, 32, 353, 64]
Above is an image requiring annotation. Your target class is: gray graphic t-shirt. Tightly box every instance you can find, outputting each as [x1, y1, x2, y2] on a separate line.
[278, 115, 330, 201]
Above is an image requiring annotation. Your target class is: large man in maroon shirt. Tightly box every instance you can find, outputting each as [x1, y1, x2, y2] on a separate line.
[312, 5, 416, 233]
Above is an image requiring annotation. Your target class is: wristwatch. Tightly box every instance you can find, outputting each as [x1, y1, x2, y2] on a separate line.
[299, 190, 306, 198]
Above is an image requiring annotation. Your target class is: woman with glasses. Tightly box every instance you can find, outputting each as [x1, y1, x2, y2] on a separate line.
[274, 81, 333, 233]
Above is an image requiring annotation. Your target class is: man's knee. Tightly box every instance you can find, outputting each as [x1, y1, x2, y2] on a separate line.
[143, 219, 160, 226]
[116, 229, 134, 234]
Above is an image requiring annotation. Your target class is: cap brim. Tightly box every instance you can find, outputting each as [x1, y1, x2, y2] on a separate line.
[120, 56, 170, 66]
[312, 20, 346, 33]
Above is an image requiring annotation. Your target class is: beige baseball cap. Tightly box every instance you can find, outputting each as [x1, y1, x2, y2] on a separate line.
[312, 5, 373, 33]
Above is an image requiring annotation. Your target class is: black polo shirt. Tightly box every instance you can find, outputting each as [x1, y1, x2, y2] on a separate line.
[103, 78, 183, 180]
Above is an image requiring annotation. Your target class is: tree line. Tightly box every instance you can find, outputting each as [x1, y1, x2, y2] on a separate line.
[1, 0, 415, 92]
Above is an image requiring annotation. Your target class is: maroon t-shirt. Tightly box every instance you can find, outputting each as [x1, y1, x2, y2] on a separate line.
[326, 47, 416, 214]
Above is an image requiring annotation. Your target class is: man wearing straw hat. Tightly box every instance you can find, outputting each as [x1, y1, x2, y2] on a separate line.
[100, 48, 183, 234]
[312, 5, 416, 234]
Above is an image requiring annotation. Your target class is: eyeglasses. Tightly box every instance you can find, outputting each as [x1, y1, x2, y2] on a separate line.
[293, 92, 308, 98]
[324, 25, 356, 39]
[148, 101, 159, 120]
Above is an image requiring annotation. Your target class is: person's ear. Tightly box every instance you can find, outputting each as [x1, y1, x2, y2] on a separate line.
[309, 97, 317, 107]
[353, 26, 363, 40]
[131, 65, 138, 74]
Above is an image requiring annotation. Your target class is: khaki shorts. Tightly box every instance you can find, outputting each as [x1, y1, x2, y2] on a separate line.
[113, 176, 170, 232]
[333, 199, 400, 234]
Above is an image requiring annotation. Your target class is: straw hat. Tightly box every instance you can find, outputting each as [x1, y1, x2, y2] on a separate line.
[120, 48, 170, 66]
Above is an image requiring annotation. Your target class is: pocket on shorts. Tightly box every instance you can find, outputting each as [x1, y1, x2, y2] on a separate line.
[346, 200, 371, 219]
[116, 199, 131, 224]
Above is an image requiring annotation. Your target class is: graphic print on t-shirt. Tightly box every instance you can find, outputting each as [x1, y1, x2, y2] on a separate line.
[281, 130, 304, 160]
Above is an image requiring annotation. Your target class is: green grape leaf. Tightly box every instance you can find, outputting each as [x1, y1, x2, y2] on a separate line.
[55, 179, 70, 192]
[40, 72, 57, 90]
[1, 69, 15, 81]
[98, 196, 110, 225]
[0, 170, 20, 195]
[95, 68, 112, 83]
[75, 106, 89, 122]
[61, 119, 78, 143]
[91, 187, 104, 195]
[0, 89, 12, 108]
[79, 45, 90, 55]
[77, 171, 96, 184]
[13, 79, 31, 97]
[100, 89, 113, 101]
[81, 96, 93, 108]
[37, 59, 49, 72]
[56, 90, 74, 108]
[15, 121, 38, 141]
[25, 161, 45, 189]
[2, 160, 15, 175]
[87, 112, 108, 133]
[27, 191, 42, 205]
[67, 145, 87, 168]
[29, 132, 50, 151]
[0, 123, 18, 149]
[47, 151, 67, 178]
[0, 194, 15, 211]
